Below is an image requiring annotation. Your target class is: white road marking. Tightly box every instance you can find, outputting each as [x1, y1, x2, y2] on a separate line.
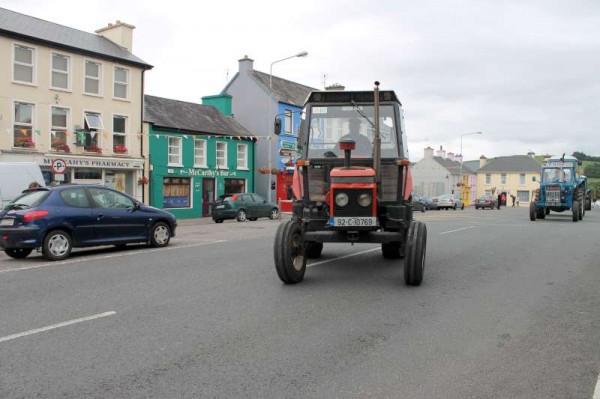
[439, 226, 476, 235]
[594, 374, 600, 399]
[0, 240, 227, 275]
[0, 311, 116, 344]
[308, 247, 380, 268]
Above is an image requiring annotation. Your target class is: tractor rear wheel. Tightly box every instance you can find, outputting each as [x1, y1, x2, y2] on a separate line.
[274, 221, 306, 284]
[305, 242, 323, 259]
[529, 202, 536, 221]
[404, 221, 427, 286]
[572, 200, 579, 222]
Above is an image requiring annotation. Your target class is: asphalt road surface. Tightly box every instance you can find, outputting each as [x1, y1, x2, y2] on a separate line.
[1, 206, 600, 398]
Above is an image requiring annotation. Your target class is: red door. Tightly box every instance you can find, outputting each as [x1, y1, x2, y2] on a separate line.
[202, 178, 215, 217]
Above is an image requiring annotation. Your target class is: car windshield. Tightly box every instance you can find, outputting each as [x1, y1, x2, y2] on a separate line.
[6, 190, 49, 210]
[439, 194, 452, 200]
[306, 104, 399, 158]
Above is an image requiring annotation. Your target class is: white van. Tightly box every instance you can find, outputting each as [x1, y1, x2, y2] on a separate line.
[0, 162, 45, 209]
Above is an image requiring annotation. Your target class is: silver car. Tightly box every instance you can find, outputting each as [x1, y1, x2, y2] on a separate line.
[433, 194, 464, 210]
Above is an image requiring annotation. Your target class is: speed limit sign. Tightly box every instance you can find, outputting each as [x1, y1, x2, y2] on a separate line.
[51, 158, 67, 174]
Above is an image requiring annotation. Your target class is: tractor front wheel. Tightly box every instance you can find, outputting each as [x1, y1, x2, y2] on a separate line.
[404, 221, 427, 286]
[274, 221, 306, 284]
[529, 202, 537, 221]
[572, 201, 579, 222]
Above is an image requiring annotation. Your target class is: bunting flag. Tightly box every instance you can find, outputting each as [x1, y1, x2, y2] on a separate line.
[51, 130, 56, 137]
[20, 128, 28, 136]
[77, 131, 85, 142]
[65, 130, 70, 137]
[90, 131, 96, 139]
[35, 129, 41, 136]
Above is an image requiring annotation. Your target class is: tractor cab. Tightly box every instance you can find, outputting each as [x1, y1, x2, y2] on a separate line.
[273, 83, 427, 287]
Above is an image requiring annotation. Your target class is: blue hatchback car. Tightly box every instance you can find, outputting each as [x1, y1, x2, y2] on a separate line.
[0, 184, 177, 261]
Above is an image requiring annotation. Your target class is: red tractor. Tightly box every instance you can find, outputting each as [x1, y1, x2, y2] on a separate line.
[273, 82, 427, 286]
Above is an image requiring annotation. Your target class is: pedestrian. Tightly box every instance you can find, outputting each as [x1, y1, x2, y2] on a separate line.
[497, 193, 502, 209]
[501, 193, 506, 207]
[511, 194, 516, 207]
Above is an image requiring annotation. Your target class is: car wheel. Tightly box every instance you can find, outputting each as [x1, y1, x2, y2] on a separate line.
[213, 219, 223, 223]
[43, 230, 72, 261]
[453, 204, 457, 210]
[269, 208, 280, 220]
[461, 203, 465, 210]
[475, 206, 479, 210]
[236, 209, 247, 222]
[5, 248, 33, 259]
[150, 222, 171, 247]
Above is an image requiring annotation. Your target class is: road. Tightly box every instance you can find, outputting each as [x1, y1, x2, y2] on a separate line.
[1, 206, 600, 398]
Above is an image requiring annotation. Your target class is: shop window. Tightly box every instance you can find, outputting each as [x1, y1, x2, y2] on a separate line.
[163, 177, 191, 208]
[224, 178, 246, 195]
[74, 168, 102, 180]
[14, 102, 35, 148]
[517, 190, 530, 203]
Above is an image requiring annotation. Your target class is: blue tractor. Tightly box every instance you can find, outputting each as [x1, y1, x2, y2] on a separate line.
[530, 154, 588, 222]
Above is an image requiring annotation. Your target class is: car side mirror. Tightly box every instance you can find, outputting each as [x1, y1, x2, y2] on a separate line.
[133, 202, 141, 210]
[274, 117, 282, 135]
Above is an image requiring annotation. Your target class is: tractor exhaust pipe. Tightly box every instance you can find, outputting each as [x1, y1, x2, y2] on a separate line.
[373, 81, 381, 186]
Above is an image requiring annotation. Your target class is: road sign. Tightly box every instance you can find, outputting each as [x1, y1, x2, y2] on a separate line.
[51, 158, 67, 174]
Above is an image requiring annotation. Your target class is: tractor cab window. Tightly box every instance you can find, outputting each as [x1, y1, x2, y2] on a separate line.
[307, 104, 398, 159]
[542, 168, 573, 183]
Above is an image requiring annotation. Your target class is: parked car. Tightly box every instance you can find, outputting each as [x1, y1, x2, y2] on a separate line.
[419, 196, 438, 210]
[212, 193, 280, 223]
[410, 193, 426, 212]
[0, 184, 177, 261]
[433, 194, 464, 210]
[474, 194, 499, 209]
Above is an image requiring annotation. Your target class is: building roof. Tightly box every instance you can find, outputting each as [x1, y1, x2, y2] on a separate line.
[250, 70, 315, 107]
[463, 160, 480, 172]
[0, 7, 151, 69]
[433, 156, 475, 175]
[144, 95, 253, 137]
[478, 155, 541, 173]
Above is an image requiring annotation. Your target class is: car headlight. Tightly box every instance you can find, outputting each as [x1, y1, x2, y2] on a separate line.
[335, 192, 349, 207]
[358, 193, 372, 207]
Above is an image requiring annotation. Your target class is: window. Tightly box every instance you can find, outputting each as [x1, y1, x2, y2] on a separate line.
[163, 177, 191, 208]
[13, 102, 35, 148]
[113, 115, 128, 154]
[60, 188, 90, 208]
[517, 190, 530, 203]
[79, 112, 104, 152]
[485, 174, 491, 184]
[13, 44, 35, 84]
[168, 137, 182, 165]
[114, 67, 129, 99]
[501, 173, 507, 184]
[89, 187, 134, 209]
[194, 140, 207, 167]
[216, 142, 227, 169]
[237, 144, 248, 169]
[51, 53, 70, 90]
[284, 109, 293, 134]
[519, 173, 526, 185]
[224, 178, 246, 195]
[74, 168, 102, 180]
[51, 107, 69, 150]
[84, 61, 101, 95]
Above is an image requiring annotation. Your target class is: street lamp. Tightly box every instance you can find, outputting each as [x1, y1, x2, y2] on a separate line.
[267, 51, 308, 202]
[459, 131, 482, 198]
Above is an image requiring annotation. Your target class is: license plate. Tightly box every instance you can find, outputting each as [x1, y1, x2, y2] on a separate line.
[331, 217, 377, 227]
[215, 205, 225, 209]
[0, 218, 14, 226]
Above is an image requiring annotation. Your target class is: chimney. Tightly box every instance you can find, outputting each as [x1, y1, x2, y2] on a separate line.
[96, 20, 135, 52]
[479, 155, 487, 168]
[527, 151, 535, 158]
[325, 83, 345, 90]
[238, 55, 254, 74]
[423, 146, 434, 158]
[436, 145, 446, 159]
[448, 152, 455, 161]
[456, 154, 463, 163]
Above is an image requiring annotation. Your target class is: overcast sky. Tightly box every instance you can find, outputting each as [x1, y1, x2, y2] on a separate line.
[5, 0, 599, 162]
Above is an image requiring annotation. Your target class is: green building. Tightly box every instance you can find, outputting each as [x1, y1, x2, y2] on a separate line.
[144, 95, 255, 219]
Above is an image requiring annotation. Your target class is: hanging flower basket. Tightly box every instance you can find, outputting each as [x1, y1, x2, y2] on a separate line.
[259, 167, 270, 174]
[52, 141, 71, 153]
[138, 176, 149, 185]
[84, 145, 102, 154]
[16, 137, 35, 148]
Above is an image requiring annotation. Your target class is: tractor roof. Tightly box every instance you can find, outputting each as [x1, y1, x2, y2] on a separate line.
[305, 90, 401, 106]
